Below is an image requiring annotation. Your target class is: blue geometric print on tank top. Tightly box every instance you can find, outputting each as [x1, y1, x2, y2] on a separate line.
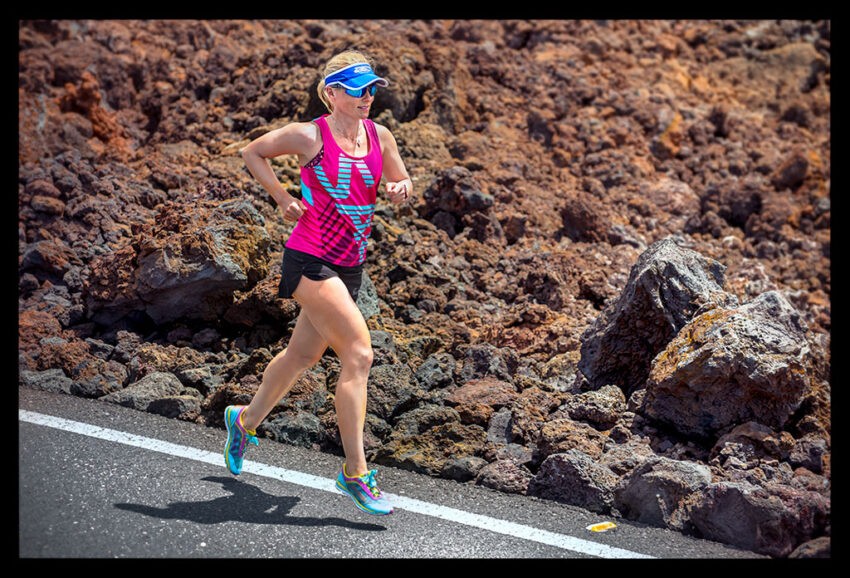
[314, 157, 376, 199]
[300, 181, 314, 206]
[335, 203, 375, 261]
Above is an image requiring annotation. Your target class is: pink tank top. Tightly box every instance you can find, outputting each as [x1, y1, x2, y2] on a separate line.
[285, 115, 382, 267]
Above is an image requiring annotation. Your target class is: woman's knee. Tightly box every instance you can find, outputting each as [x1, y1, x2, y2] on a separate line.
[340, 341, 373, 373]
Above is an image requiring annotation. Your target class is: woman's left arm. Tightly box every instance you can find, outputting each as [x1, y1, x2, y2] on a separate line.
[377, 124, 412, 205]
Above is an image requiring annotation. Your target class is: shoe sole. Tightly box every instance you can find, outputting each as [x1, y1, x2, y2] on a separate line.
[335, 480, 393, 515]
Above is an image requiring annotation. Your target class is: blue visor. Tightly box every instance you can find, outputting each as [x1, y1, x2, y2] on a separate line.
[323, 62, 389, 90]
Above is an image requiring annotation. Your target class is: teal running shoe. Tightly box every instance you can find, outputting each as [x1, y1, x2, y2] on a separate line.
[335, 464, 394, 515]
[223, 405, 259, 475]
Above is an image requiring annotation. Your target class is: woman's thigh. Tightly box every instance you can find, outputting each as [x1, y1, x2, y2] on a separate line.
[292, 275, 371, 359]
[282, 309, 329, 367]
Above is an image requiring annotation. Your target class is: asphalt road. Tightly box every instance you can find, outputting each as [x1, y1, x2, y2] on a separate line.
[19, 386, 766, 559]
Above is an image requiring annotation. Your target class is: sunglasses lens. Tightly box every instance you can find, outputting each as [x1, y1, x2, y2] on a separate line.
[343, 84, 378, 98]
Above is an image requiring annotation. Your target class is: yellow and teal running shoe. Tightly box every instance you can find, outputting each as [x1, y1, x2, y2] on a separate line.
[223, 405, 259, 475]
[335, 464, 394, 515]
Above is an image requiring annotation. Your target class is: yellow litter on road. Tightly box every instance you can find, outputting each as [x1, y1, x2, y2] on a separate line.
[586, 521, 617, 532]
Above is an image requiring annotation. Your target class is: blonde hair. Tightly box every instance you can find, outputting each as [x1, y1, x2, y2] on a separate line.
[317, 50, 376, 113]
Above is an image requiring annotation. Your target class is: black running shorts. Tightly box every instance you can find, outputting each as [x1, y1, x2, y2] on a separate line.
[278, 247, 363, 302]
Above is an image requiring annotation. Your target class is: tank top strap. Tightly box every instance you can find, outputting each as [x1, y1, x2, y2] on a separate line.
[363, 119, 381, 157]
[314, 115, 340, 157]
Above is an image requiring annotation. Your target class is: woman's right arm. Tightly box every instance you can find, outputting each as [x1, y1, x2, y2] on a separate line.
[241, 122, 318, 221]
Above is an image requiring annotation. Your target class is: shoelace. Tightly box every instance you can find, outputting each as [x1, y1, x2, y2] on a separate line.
[364, 470, 382, 497]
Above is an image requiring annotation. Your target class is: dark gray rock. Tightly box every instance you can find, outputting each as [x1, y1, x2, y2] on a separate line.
[579, 236, 736, 393]
[486, 407, 513, 444]
[70, 358, 128, 398]
[459, 342, 518, 382]
[599, 438, 657, 477]
[109, 330, 143, 363]
[421, 166, 494, 221]
[788, 536, 830, 559]
[366, 363, 421, 421]
[643, 291, 810, 438]
[685, 480, 831, 558]
[174, 364, 226, 396]
[710, 422, 796, 466]
[20, 238, 80, 281]
[414, 352, 457, 390]
[374, 405, 486, 474]
[84, 337, 115, 360]
[528, 449, 618, 513]
[20, 368, 74, 395]
[789, 435, 828, 474]
[370, 330, 398, 365]
[614, 456, 712, 529]
[191, 327, 220, 349]
[261, 410, 324, 448]
[489, 443, 535, 466]
[89, 199, 270, 325]
[356, 272, 380, 320]
[147, 396, 202, 418]
[101, 371, 202, 416]
[441, 456, 488, 482]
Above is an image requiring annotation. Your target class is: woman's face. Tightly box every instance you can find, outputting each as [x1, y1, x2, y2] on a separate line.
[329, 85, 375, 118]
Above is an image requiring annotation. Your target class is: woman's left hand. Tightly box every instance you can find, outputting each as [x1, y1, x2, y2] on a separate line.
[386, 180, 411, 205]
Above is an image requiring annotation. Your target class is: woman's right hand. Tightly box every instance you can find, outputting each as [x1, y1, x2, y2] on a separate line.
[280, 196, 308, 222]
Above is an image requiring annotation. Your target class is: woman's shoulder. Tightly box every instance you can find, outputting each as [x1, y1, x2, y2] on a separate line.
[288, 120, 323, 140]
[371, 121, 397, 142]
[267, 120, 321, 152]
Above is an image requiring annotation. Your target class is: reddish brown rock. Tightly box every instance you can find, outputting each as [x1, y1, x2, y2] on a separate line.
[537, 417, 609, 460]
[444, 376, 519, 426]
[58, 71, 133, 160]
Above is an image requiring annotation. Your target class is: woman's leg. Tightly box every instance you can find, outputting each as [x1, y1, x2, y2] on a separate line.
[240, 310, 328, 431]
[292, 275, 373, 477]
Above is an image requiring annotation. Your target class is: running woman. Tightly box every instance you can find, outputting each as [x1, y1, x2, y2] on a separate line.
[223, 50, 412, 515]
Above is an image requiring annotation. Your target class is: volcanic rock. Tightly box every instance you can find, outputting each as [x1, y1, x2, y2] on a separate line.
[101, 371, 203, 418]
[579, 236, 737, 394]
[528, 450, 619, 513]
[84, 198, 270, 325]
[613, 456, 712, 530]
[17, 19, 830, 557]
[684, 480, 830, 558]
[642, 291, 810, 439]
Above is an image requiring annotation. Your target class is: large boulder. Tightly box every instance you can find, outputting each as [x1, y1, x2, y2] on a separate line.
[642, 291, 810, 438]
[84, 197, 270, 324]
[684, 480, 830, 558]
[579, 237, 736, 393]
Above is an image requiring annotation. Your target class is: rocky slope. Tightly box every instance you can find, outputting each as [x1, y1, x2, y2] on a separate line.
[18, 19, 830, 558]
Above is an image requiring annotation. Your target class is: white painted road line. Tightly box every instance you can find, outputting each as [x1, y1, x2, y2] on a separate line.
[19, 409, 654, 559]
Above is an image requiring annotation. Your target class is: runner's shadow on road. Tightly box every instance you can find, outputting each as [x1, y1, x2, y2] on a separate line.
[114, 475, 386, 531]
